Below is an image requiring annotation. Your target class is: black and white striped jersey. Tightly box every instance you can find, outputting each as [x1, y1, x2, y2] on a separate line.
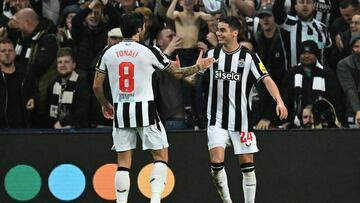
[96, 39, 170, 128]
[206, 46, 269, 132]
[278, 14, 332, 69]
[314, 0, 332, 27]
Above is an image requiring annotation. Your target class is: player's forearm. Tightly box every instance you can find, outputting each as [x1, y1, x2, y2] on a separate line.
[263, 76, 284, 105]
[167, 63, 201, 79]
[166, 0, 177, 19]
[93, 86, 110, 107]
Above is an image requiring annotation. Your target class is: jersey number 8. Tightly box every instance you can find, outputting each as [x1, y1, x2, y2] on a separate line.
[119, 62, 134, 92]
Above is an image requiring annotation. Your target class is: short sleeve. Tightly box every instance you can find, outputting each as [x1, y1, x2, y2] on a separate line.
[250, 53, 268, 82]
[148, 46, 170, 71]
[95, 46, 111, 74]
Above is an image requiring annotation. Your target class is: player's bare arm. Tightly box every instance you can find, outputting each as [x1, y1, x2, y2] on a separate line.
[166, 0, 180, 20]
[262, 76, 288, 120]
[166, 50, 215, 79]
[93, 71, 113, 119]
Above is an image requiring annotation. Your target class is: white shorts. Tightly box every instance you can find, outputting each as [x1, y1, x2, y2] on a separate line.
[207, 125, 259, 155]
[112, 122, 169, 152]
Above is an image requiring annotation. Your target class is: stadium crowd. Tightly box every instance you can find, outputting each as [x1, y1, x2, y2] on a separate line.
[1, 0, 360, 130]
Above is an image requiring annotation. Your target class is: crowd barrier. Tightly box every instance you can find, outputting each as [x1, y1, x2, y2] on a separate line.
[1, 129, 360, 203]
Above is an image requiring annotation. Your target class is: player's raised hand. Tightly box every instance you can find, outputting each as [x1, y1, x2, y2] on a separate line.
[196, 50, 215, 70]
[102, 102, 114, 119]
[276, 102, 288, 120]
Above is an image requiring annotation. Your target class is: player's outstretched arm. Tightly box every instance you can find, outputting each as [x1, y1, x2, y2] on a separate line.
[262, 76, 288, 120]
[93, 71, 114, 119]
[166, 50, 215, 79]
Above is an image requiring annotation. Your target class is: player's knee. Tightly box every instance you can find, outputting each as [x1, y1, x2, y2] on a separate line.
[240, 162, 255, 174]
[211, 162, 225, 172]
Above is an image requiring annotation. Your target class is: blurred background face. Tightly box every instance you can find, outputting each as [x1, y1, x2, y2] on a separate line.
[0, 43, 16, 67]
[340, 5, 357, 24]
[352, 40, 360, 53]
[158, 28, 175, 47]
[350, 14, 360, 33]
[295, 0, 314, 21]
[299, 52, 317, 66]
[302, 108, 313, 127]
[9, 0, 30, 13]
[259, 14, 275, 31]
[12, 13, 27, 32]
[57, 55, 76, 77]
[66, 12, 77, 30]
[180, 0, 195, 10]
[86, 8, 102, 29]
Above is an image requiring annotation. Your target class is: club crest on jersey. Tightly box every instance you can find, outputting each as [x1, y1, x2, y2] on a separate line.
[238, 59, 245, 68]
[214, 70, 241, 81]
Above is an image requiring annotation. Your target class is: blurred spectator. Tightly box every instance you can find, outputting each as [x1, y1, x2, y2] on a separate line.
[252, 3, 286, 129]
[301, 105, 313, 128]
[166, 0, 215, 129]
[57, 4, 81, 47]
[135, 6, 160, 46]
[42, 0, 60, 25]
[114, 0, 138, 15]
[154, 26, 187, 130]
[47, 47, 90, 129]
[2, 0, 57, 42]
[71, 0, 119, 77]
[90, 27, 122, 128]
[331, 13, 360, 66]
[281, 40, 342, 128]
[0, 38, 38, 128]
[273, 0, 332, 70]
[330, 0, 359, 39]
[10, 8, 58, 127]
[337, 32, 360, 128]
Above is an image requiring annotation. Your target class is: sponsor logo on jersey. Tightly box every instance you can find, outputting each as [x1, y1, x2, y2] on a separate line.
[214, 70, 241, 81]
[259, 62, 268, 74]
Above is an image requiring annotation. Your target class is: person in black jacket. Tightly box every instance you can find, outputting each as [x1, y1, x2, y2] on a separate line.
[71, 0, 120, 76]
[252, 3, 286, 129]
[47, 47, 90, 129]
[0, 38, 38, 128]
[281, 40, 343, 128]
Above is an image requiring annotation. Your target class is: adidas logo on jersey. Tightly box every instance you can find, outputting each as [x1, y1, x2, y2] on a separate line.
[214, 70, 241, 81]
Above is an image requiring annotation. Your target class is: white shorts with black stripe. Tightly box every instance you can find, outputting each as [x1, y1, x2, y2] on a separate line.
[207, 125, 259, 155]
[111, 122, 168, 152]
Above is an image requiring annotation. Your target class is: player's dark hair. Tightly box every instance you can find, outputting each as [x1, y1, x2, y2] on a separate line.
[120, 11, 145, 38]
[218, 15, 247, 42]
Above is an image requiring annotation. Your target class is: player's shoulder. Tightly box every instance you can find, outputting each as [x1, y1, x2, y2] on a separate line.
[240, 46, 257, 57]
[207, 46, 221, 56]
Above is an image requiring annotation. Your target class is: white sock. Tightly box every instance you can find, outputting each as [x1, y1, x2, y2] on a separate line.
[150, 161, 168, 203]
[211, 163, 232, 201]
[242, 171, 256, 203]
[115, 168, 130, 203]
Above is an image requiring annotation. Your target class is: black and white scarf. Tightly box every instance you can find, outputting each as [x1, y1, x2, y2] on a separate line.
[49, 71, 79, 121]
[293, 61, 326, 125]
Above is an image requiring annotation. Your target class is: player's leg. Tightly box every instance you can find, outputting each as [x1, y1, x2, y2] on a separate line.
[150, 148, 168, 203]
[239, 154, 256, 203]
[139, 122, 169, 203]
[230, 131, 258, 203]
[115, 150, 133, 203]
[208, 126, 232, 203]
[112, 128, 137, 203]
